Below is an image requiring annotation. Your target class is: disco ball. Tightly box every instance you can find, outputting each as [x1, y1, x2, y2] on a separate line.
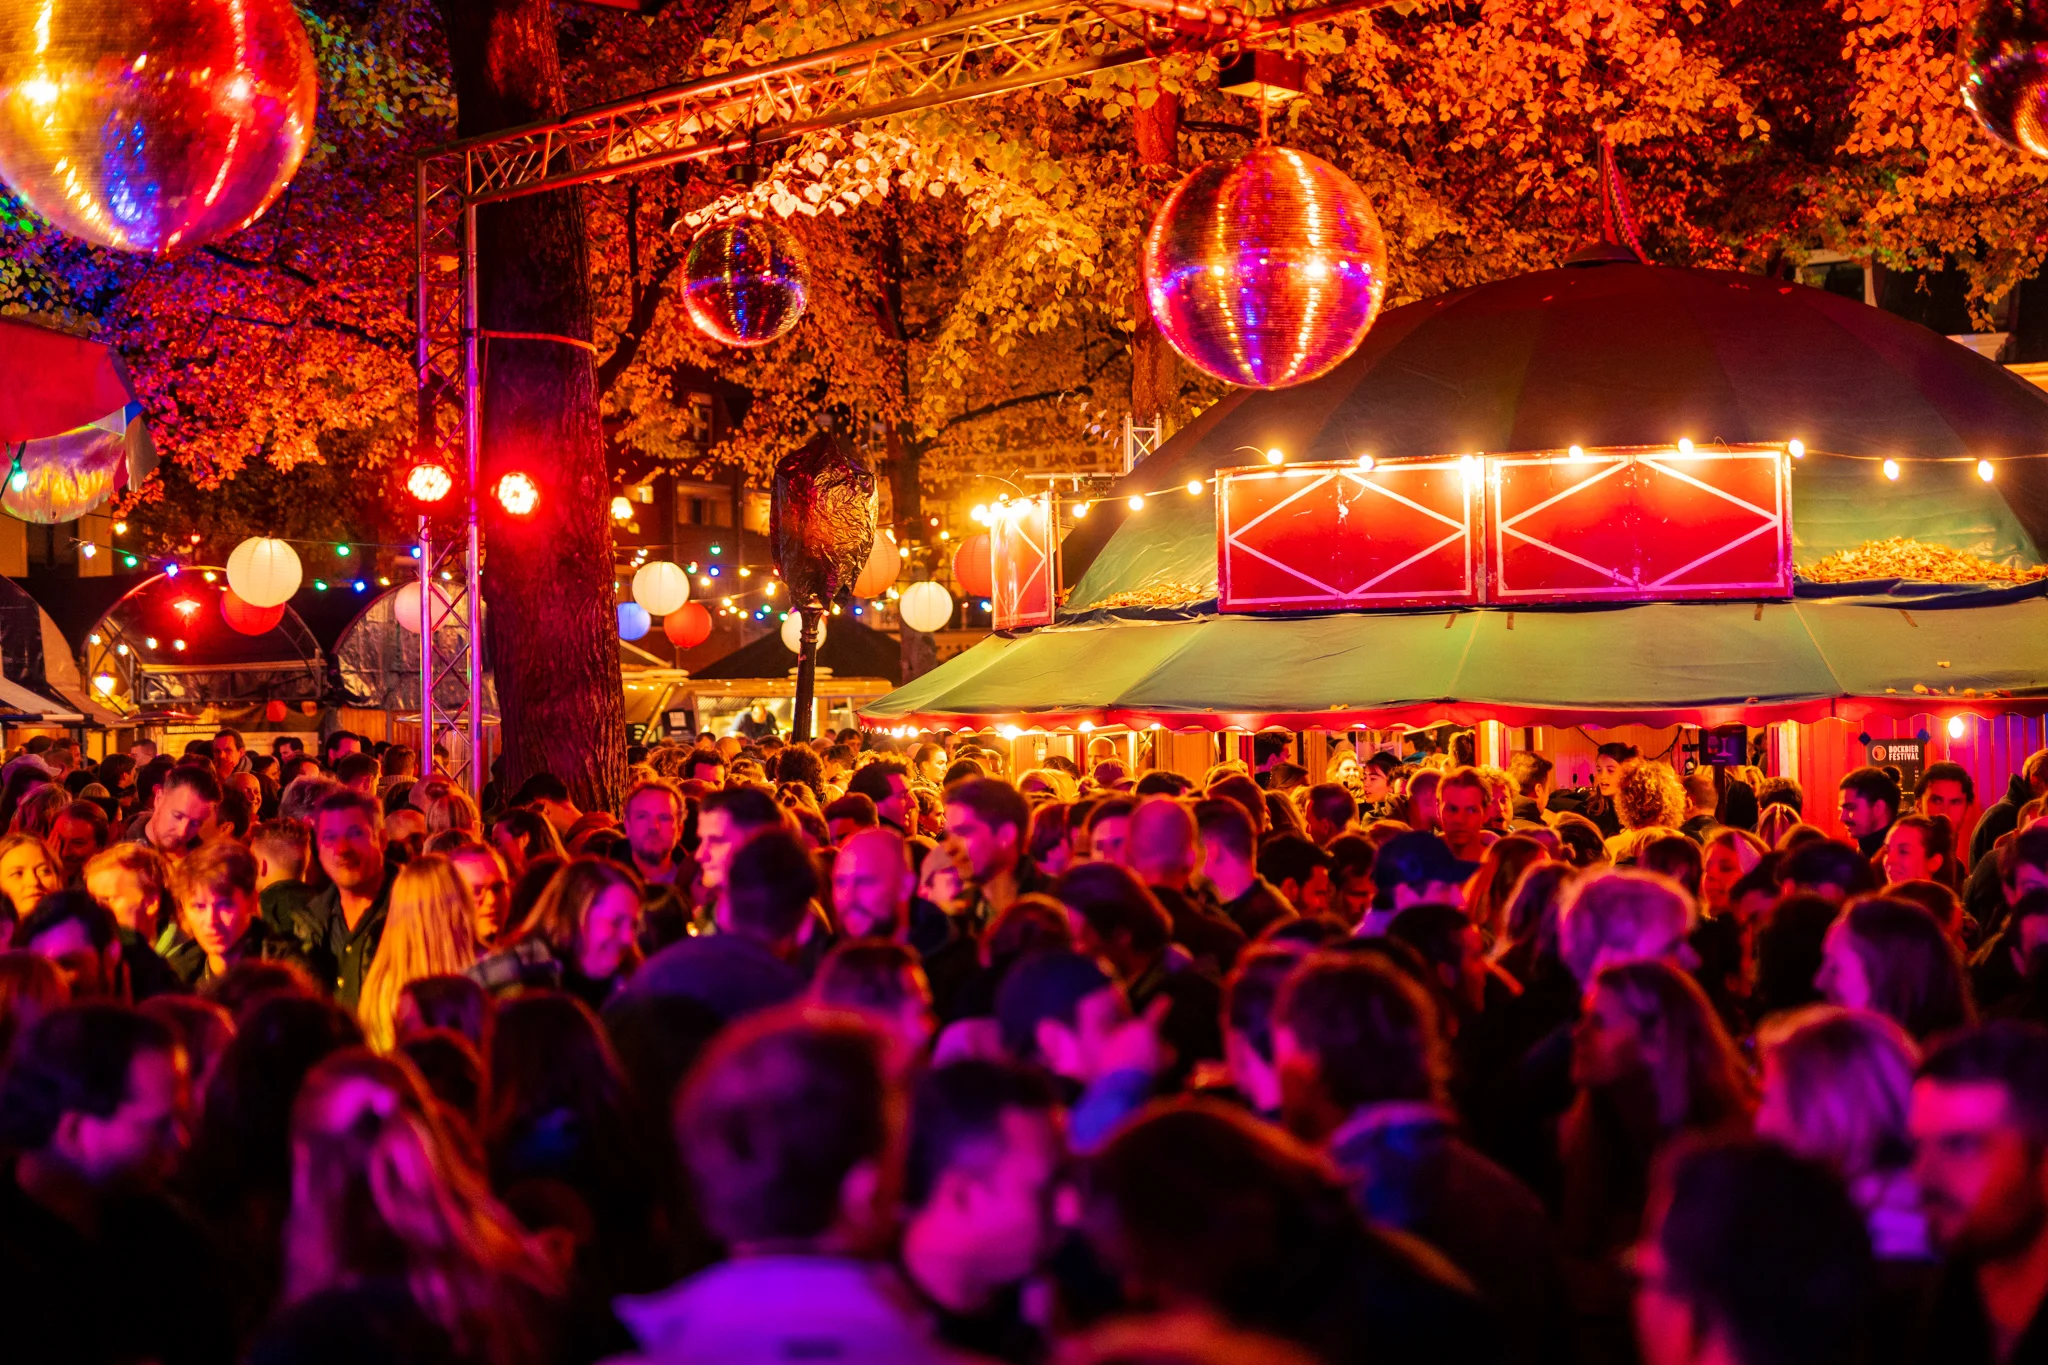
[681, 217, 808, 347]
[0, 0, 318, 255]
[1142, 144, 1389, 389]
[1960, 0, 2048, 158]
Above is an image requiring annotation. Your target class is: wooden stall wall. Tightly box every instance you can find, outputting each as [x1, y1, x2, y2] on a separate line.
[1798, 713, 2043, 850]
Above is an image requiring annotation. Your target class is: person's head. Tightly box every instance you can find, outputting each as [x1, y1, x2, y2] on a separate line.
[1057, 861, 1173, 981]
[1633, 1138, 1874, 1365]
[0, 832, 61, 921]
[1756, 1005, 1918, 1183]
[513, 856, 641, 982]
[1302, 783, 1357, 846]
[145, 764, 222, 859]
[0, 1003, 184, 1188]
[1192, 796, 1256, 879]
[622, 779, 684, 867]
[1916, 761, 1975, 832]
[210, 728, 246, 778]
[18, 891, 124, 999]
[1575, 959, 1753, 1131]
[1912, 1021, 2048, 1257]
[720, 827, 820, 949]
[1222, 945, 1310, 1115]
[1638, 832, 1704, 898]
[902, 1059, 1064, 1292]
[1816, 896, 1973, 1043]
[248, 817, 310, 889]
[681, 747, 727, 787]
[831, 826, 916, 940]
[676, 1008, 902, 1255]
[360, 856, 481, 1051]
[173, 837, 260, 966]
[47, 800, 107, 883]
[1466, 833, 1549, 942]
[1272, 951, 1445, 1143]
[1126, 797, 1201, 889]
[1086, 795, 1137, 867]
[1499, 860, 1575, 964]
[396, 974, 490, 1052]
[1879, 813, 1953, 891]
[1593, 742, 1640, 798]
[285, 1048, 553, 1360]
[1369, 830, 1474, 914]
[1779, 837, 1880, 904]
[1323, 833, 1376, 928]
[82, 842, 168, 939]
[1436, 767, 1488, 843]
[2003, 823, 2048, 907]
[696, 785, 784, 898]
[812, 940, 935, 1060]
[994, 949, 1122, 1082]
[313, 788, 386, 896]
[0, 950, 68, 1056]
[1509, 749, 1555, 801]
[1700, 828, 1767, 916]
[1557, 867, 1695, 985]
[845, 755, 916, 834]
[1615, 758, 1686, 833]
[1388, 902, 1489, 1017]
[129, 738, 158, 765]
[945, 777, 1032, 884]
[512, 771, 578, 834]
[1205, 773, 1268, 836]
[1837, 766, 1902, 842]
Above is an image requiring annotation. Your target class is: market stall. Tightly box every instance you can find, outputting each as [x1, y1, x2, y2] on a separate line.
[863, 248, 2048, 839]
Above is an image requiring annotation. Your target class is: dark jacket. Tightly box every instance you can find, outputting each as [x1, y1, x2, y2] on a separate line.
[1149, 883, 1248, 974]
[1216, 876, 1297, 940]
[1330, 1103, 1567, 1365]
[158, 917, 309, 989]
[1974, 773, 2035, 870]
[306, 864, 397, 1008]
[628, 930, 804, 1022]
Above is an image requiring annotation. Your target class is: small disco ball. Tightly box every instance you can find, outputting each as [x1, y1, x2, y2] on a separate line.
[1960, 0, 2048, 158]
[681, 216, 808, 347]
[0, 0, 318, 255]
[1142, 144, 1389, 389]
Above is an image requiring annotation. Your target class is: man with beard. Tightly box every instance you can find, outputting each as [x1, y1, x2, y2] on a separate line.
[1910, 1021, 2048, 1363]
[129, 764, 220, 863]
[305, 788, 394, 1008]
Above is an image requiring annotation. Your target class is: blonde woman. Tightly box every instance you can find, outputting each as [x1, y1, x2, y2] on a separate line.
[261, 1050, 559, 1365]
[360, 855, 480, 1051]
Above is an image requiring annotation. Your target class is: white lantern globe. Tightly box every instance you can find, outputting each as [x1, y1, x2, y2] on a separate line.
[898, 580, 954, 634]
[225, 537, 302, 609]
[392, 580, 454, 635]
[781, 612, 827, 654]
[632, 560, 690, 616]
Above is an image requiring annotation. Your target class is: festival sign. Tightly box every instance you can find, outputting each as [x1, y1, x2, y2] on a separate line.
[1487, 445, 1792, 604]
[1217, 458, 1481, 612]
[990, 493, 1059, 629]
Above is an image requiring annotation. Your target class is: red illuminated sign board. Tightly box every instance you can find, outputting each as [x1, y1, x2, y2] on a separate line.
[1217, 459, 1480, 612]
[991, 493, 1058, 629]
[1487, 446, 1791, 603]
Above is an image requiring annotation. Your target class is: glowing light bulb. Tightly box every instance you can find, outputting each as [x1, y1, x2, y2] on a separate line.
[1979, 459, 1996, 482]
[1677, 437, 1694, 455]
[1568, 445, 1586, 461]
[144, 637, 158, 650]
[116, 644, 128, 656]
[1264, 448, 1284, 465]
[1072, 502, 1090, 518]
[1356, 454, 1375, 471]
[1186, 480, 1204, 495]
[1128, 494, 1146, 511]
[112, 522, 127, 535]
[172, 639, 187, 652]
[610, 496, 632, 521]
[1948, 715, 1967, 740]
[1788, 439, 1805, 459]
[1883, 459, 1901, 481]
[1078, 720, 1095, 733]
[81, 544, 96, 559]
[93, 674, 114, 694]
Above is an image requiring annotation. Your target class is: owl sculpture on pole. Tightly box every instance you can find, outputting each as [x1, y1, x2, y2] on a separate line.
[771, 433, 878, 742]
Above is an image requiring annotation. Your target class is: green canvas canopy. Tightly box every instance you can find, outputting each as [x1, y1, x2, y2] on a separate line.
[861, 597, 2048, 731]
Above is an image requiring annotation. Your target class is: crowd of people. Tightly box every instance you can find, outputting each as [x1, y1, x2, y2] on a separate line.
[4, 719, 2048, 1365]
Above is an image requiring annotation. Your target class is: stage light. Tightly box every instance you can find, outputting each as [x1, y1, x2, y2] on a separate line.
[495, 472, 540, 516]
[1073, 502, 1090, 518]
[1979, 459, 1996, 482]
[172, 598, 199, 619]
[1883, 459, 1901, 481]
[406, 460, 454, 506]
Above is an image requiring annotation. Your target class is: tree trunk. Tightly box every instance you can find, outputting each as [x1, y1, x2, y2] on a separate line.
[436, 0, 626, 813]
[1131, 89, 1182, 429]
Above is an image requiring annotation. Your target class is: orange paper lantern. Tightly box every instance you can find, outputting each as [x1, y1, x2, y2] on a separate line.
[953, 532, 993, 600]
[263, 699, 287, 723]
[221, 588, 284, 635]
[663, 601, 713, 649]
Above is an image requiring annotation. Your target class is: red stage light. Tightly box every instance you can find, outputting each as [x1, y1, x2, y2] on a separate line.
[494, 472, 540, 516]
[406, 460, 455, 505]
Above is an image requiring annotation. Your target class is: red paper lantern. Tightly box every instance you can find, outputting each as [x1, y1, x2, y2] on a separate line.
[663, 601, 713, 649]
[953, 532, 993, 599]
[263, 699, 287, 723]
[221, 588, 284, 635]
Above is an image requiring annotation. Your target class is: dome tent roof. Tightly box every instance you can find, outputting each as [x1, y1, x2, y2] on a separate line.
[1063, 259, 2048, 612]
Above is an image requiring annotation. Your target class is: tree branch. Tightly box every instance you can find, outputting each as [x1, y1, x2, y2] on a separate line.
[202, 244, 317, 287]
[596, 199, 683, 395]
[939, 384, 1089, 433]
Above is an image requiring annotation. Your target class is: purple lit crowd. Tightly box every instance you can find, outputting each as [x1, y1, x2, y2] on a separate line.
[4, 723, 2048, 1365]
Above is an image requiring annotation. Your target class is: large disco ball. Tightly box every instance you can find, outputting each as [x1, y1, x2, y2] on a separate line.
[1961, 0, 2048, 158]
[0, 0, 317, 255]
[681, 217, 808, 347]
[1142, 144, 1389, 389]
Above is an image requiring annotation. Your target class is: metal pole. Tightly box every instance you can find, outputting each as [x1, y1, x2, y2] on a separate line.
[418, 518, 435, 777]
[463, 198, 484, 797]
[793, 607, 820, 742]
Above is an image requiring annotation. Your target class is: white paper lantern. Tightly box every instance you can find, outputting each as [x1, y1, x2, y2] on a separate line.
[898, 580, 954, 634]
[391, 580, 454, 635]
[781, 612, 827, 654]
[632, 560, 690, 616]
[225, 537, 302, 608]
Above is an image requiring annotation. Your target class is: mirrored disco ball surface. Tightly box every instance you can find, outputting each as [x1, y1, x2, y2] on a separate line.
[0, 0, 317, 254]
[682, 217, 809, 347]
[1142, 144, 1388, 389]
[1961, 0, 2048, 157]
